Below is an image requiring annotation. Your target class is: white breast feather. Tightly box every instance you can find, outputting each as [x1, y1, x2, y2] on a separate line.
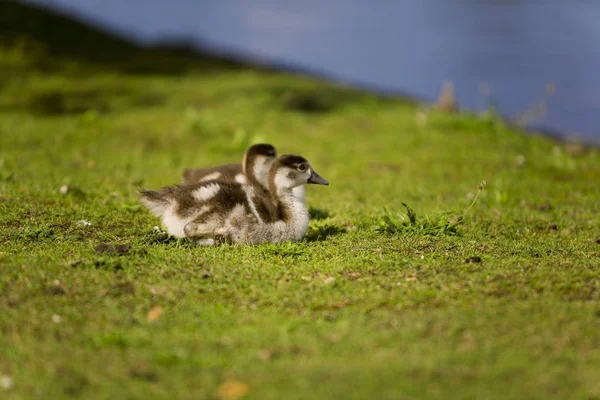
[278, 192, 309, 241]
[292, 186, 306, 204]
[246, 192, 309, 244]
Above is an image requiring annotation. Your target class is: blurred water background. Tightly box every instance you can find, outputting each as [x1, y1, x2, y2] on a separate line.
[24, 0, 600, 143]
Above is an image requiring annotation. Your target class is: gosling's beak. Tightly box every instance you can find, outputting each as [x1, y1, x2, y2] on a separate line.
[307, 170, 329, 185]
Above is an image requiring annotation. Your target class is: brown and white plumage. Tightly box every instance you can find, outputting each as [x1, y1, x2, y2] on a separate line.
[140, 154, 328, 245]
[181, 163, 242, 185]
[182, 144, 276, 187]
[181, 143, 306, 203]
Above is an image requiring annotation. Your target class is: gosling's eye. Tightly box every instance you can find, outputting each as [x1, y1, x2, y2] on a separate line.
[298, 164, 306, 172]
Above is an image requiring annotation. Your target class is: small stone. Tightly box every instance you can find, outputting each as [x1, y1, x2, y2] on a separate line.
[323, 277, 336, 285]
[147, 306, 163, 322]
[59, 185, 85, 197]
[344, 271, 361, 280]
[535, 203, 552, 211]
[1, 375, 13, 390]
[257, 349, 273, 361]
[46, 285, 66, 295]
[66, 259, 84, 268]
[95, 243, 130, 255]
[45, 280, 66, 295]
[201, 269, 212, 279]
[51, 314, 62, 324]
[216, 380, 250, 400]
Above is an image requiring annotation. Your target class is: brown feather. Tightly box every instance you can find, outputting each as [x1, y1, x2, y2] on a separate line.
[181, 164, 241, 185]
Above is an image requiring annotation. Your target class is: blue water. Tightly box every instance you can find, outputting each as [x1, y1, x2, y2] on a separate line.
[25, 0, 600, 143]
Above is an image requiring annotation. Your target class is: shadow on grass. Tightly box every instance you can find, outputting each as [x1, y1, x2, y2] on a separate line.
[306, 207, 348, 242]
[305, 220, 347, 242]
[309, 206, 332, 220]
[139, 221, 345, 248]
[140, 230, 200, 249]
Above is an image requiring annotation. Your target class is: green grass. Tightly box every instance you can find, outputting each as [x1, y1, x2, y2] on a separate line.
[2, 3, 600, 400]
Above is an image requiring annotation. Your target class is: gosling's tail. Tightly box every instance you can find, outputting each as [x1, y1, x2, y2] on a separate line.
[139, 188, 171, 217]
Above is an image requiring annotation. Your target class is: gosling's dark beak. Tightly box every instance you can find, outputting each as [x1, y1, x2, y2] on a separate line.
[307, 170, 329, 185]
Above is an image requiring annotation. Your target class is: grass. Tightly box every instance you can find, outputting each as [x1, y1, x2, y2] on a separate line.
[376, 182, 486, 236]
[1, 3, 600, 399]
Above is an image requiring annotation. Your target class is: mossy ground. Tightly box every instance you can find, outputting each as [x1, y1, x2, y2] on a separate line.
[1, 3, 600, 399]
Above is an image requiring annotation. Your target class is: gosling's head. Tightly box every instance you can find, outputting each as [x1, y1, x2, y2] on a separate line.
[270, 154, 329, 191]
[242, 143, 277, 187]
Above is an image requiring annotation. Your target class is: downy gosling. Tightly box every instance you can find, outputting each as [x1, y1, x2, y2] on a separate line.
[181, 143, 305, 203]
[140, 154, 328, 245]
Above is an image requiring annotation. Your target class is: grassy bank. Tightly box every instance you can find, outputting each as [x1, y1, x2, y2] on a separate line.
[1, 3, 600, 399]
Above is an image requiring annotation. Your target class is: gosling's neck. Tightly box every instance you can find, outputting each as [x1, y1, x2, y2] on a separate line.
[269, 183, 306, 224]
[242, 155, 264, 190]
